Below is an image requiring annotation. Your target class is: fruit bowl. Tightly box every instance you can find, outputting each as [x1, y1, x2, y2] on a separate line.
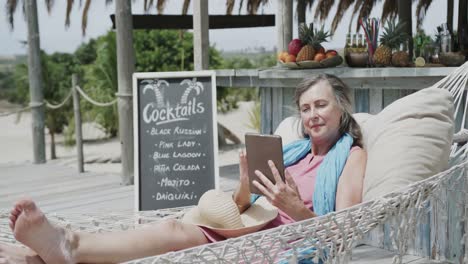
[345, 52, 369, 67]
[439, 52, 465, 66]
[279, 55, 343, 69]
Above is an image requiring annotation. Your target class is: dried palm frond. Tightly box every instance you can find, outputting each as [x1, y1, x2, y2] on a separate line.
[314, 0, 334, 22]
[156, 0, 166, 14]
[247, 0, 260, 14]
[351, 0, 363, 18]
[381, 0, 397, 25]
[306, 0, 315, 10]
[357, 0, 375, 24]
[331, 0, 355, 33]
[6, 0, 19, 29]
[416, 0, 433, 30]
[246, 0, 268, 15]
[238, 0, 244, 14]
[182, 0, 190, 15]
[350, 0, 378, 32]
[65, 0, 74, 28]
[346, 0, 364, 32]
[226, 0, 235, 15]
[81, 0, 91, 36]
[45, 0, 54, 14]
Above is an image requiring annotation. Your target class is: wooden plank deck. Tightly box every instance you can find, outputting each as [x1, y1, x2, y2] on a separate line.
[0, 161, 134, 213]
[0, 161, 440, 263]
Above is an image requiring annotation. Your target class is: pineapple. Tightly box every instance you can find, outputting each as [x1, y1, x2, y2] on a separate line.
[392, 51, 410, 67]
[296, 24, 331, 62]
[297, 24, 315, 62]
[310, 25, 331, 52]
[374, 19, 409, 66]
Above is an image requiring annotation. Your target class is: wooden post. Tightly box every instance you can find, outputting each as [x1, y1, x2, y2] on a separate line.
[458, 0, 468, 53]
[369, 88, 383, 114]
[297, 0, 306, 29]
[398, 0, 413, 59]
[115, 0, 135, 185]
[24, 0, 46, 164]
[72, 74, 84, 173]
[193, 0, 209, 70]
[447, 0, 454, 33]
[276, 0, 293, 53]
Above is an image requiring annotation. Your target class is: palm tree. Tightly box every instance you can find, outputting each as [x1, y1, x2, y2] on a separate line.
[142, 79, 168, 107]
[6, 0, 136, 183]
[180, 77, 204, 104]
[17, 0, 47, 164]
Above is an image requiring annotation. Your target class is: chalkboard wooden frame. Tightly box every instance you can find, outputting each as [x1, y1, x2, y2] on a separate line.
[133, 71, 219, 211]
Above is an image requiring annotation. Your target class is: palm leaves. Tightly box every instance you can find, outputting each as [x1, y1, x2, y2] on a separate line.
[314, 0, 334, 22]
[6, 0, 55, 29]
[6, 0, 19, 30]
[6, 0, 439, 37]
[381, 0, 398, 27]
[325, 0, 386, 34]
[415, 0, 433, 30]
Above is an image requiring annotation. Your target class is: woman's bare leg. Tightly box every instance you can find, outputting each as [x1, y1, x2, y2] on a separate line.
[0, 242, 45, 264]
[10, 199, 209, 264]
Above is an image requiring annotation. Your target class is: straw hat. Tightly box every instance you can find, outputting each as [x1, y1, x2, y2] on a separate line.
[182, 189, 278, 238]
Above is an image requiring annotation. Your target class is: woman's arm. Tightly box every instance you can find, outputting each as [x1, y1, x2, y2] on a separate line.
[232, 150, 252, 213]
[335, 148, 367, 210]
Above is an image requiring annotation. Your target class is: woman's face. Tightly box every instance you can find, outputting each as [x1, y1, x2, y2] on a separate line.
[299, 80, 342, 145]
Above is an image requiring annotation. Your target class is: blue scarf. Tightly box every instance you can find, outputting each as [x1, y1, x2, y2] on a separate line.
[250, 133, 353, 216]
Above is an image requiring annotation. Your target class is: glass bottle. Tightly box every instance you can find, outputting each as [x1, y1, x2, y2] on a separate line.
[358, 34, 364, 52]
[345, 33, 351, 54]
[362, 35, 368, 52]
[351, 34, 357, 52]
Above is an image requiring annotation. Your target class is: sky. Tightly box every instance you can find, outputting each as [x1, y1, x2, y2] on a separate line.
[0, 0, 454, 57]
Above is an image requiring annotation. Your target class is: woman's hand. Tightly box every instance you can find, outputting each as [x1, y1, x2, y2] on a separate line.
[253, 160, 316, 221]
[233, 150, 251, 213]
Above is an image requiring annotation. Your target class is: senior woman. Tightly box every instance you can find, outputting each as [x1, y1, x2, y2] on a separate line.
[0, 74, 366, 264]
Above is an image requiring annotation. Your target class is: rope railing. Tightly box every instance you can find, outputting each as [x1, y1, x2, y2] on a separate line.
[75, 85, 118, 107]
[0, 105, 34, 117]
[0, 85, 118, 118]
[44, 89, 73, 109]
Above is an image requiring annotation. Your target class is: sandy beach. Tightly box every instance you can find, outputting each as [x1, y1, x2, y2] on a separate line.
[0, 100, 257, 173]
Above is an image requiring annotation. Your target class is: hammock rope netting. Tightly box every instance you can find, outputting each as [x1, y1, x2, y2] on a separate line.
[2, 63, 468, 264]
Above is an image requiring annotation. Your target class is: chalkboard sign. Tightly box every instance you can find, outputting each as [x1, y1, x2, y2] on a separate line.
[133, 71, 219, 211]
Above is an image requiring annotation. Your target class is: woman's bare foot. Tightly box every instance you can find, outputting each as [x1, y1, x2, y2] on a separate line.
[9, 199, 77, 264]
[0, 242, 45, 264]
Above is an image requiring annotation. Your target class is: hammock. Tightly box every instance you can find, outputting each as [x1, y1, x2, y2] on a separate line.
[2, 63, 468, 264]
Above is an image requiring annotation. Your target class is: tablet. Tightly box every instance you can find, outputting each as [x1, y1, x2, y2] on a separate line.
[245, 133, 285, 195]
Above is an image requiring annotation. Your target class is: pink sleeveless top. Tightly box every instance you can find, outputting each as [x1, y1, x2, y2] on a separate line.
[199, 146, 361, 242]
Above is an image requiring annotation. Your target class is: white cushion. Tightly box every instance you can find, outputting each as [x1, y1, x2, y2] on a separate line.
[361, 88, 453, 201]
[273, 88, 454, 201]
[274, 116, 303, 146]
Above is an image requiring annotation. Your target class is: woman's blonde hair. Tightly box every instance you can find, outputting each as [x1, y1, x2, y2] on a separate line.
[294, 74, 363, 147]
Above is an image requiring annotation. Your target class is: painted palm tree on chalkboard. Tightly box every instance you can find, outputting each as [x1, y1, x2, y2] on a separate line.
[142, 79, 168, 108]
[180, 78, 204, 104]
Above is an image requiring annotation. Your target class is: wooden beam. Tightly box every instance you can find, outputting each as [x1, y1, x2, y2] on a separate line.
[276, 1, 292, 53]
[24, 0, 46, 164]
[193, 0, 209, 70]
[115, 0, 135, 185]
[110, 14, 275, 30]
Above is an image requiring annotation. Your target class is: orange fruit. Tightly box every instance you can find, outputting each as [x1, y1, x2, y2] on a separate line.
[279, 51, 289, 62]
[314, 53, 326, 62]
[285, 54, 296, 63]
